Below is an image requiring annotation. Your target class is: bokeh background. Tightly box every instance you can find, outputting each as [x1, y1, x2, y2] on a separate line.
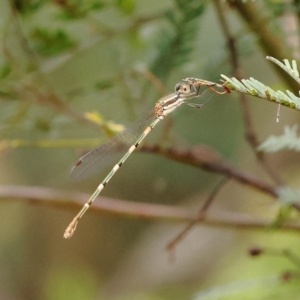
[1, 0, 300, 299]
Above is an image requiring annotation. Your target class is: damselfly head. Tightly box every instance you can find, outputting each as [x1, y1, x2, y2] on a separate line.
[174, 81, 199, 98]
[182, 77, 230, 95]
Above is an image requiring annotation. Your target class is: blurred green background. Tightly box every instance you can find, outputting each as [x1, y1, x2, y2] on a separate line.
[1, 0, 300, 299]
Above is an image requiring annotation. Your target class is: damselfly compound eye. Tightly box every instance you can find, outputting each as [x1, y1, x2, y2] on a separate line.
[175, 83, 181, 92]
[181, 84, 191, 94]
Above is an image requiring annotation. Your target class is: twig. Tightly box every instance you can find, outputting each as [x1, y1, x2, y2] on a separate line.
[1, 185, 300, 233]
[239, 93, 284, 186]
[143, 142, 300, 219]
[138, 69, 167, 96]
[166, 177, 230, 252]
[88, 1, 294, 251]
[230, 1, 299, 93]
[0, 137, 284, 199]
[9, 3, 44, 83]
[8, 4, 106, 131]
[214, 0, 284, 186]
[140, 144, 278, 198]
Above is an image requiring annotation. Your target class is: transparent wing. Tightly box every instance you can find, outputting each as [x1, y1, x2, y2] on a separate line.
[71, 108, 156, 182]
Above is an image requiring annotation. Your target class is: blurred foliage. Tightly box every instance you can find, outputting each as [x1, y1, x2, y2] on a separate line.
[42, 264, 98, 300]
[1, 0, 300, 300]
[30, 28, 77, 56]
[258, 125, 300, 152]
[150, 0, 205, 79]
[12, 0, 47, 14]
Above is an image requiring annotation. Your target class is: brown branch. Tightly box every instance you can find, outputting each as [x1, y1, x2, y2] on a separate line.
[166, 1, 276, 253]
[22, 85, 96, 127]
[229, 1, 299, 94]
[141, 144, 277, 198]
[8, 4, 104, 131]
[138, 69, 167, 96]
[141, 143, 300, 213]
[166, 177, 230, 252]
[214, 0, 284, 186]
[239, 93, 285, 186]
[1, 185, 300, 233]
[143, 107, 298, 250]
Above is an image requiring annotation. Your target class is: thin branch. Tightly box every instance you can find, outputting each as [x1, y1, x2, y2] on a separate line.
[7, 4, 107, 131]
[230, 1, 299, 94]
[214, 0, 284, 186]
[140, 143, 300, 213]
[22, 85, 97, 128]
[9, 3, 45, 83]
[138, 69, 167, 96]
[0, 140, 280, 199]
[239, 92, 284, 186]
[1, 185, 300, 233]
[140, 144, 277, 198]
[166, 177, 230, 252]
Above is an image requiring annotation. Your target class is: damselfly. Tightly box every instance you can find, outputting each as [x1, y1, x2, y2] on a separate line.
[64, 78, 229, 238]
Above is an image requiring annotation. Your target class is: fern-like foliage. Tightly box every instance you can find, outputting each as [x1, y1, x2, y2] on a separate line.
[266, 56, 300, 84]
[258, 125, 300, 153]
[221, 57, 300, 111]
[150, 0, 205, 79]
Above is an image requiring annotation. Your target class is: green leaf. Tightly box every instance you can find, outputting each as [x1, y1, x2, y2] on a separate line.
[30, 28, 76, 56]
[150, 0, 205, 79]
[116, 0, 135, 14]
[221, 75, 300, 110]
[12, 0, 46, 15]
[0, 63, 11, 79]
[258, 125, 300, 153]
[55, 1, 105, 19]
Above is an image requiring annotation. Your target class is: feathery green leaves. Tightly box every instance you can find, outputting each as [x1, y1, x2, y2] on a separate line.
[150, 0, 205, 79]
[30, 28, 77, 57]
[258, 125, 300, 153]
[221, 57, 300, 111]
[221, 74, 300, 110]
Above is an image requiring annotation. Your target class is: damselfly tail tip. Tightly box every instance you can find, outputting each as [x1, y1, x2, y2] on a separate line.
[63, 228, 74, 239]
[63, 219, 78, 239]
